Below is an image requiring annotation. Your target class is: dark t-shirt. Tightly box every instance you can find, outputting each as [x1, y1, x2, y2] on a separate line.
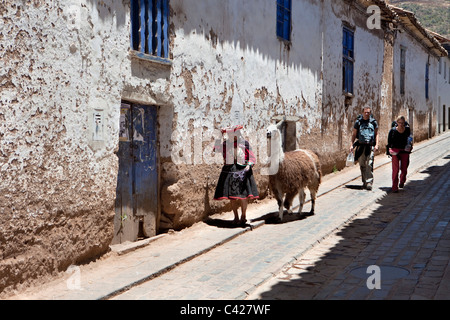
[388, 127, 411, 149]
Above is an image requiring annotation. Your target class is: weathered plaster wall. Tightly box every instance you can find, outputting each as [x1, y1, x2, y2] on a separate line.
[160, 0, 399, 229]
[320, 0, 388, 171]
[0, 0, 128, 295]
[1, 0, 444, 295]
[436, 54, 450, 133]
[160, 0, 326, 229]
[393, 29, 440, 141]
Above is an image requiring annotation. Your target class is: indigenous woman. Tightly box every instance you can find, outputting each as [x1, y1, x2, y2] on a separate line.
[213, 125, 259, 224]
[388, 116, 412, 193]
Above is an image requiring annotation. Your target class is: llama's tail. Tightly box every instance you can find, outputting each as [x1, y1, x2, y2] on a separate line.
[317, 163, 322, 184]
[299, 149, 322, 186]
[314, 154, 322, 185]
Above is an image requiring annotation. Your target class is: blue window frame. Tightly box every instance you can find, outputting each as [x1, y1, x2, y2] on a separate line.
[131, 0, 169, 59]
[343, 26, 354, 94]
[425, 62, 429, 99]
[400, 47, 406, 95]
[277, 0, 291, 42]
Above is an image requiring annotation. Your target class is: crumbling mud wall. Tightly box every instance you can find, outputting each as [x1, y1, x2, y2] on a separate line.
[320, 0, 388, 173]
[159, 0, 326, 229]
[393, 29, 440, 142]
[1, 0, 443, 296]
[158, 0, 432, 230]
[0, 0, 129, 295]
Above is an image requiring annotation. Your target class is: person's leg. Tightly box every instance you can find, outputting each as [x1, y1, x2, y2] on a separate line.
[359, 148, 374, 189]
[240, 199, 248, 223]
[365, 148, 375, 189]
[231, 199, 240, 223]
[399, 153, 409, 188]
[359, 151, 368, 187]
[392, 155, 400, 192]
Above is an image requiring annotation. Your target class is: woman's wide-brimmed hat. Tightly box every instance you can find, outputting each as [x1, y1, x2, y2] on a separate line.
[221, 125, 243, 134]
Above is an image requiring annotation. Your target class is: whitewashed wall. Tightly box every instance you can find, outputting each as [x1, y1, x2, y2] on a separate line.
[320, 0, 387, 164]
[437, 54, 450, 133]
[161, 0, 327, 229]
[393, 29, 440, 140]
[1, 0, 445, 295]
[0, 0, 129, 295]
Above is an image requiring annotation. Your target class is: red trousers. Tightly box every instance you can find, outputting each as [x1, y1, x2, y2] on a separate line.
[392, 152, 410, 192]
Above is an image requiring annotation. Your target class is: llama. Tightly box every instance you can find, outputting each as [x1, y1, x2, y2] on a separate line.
[266, 120, 322, 221]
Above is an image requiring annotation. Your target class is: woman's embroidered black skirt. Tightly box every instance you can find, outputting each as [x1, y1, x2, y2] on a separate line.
[214, 164, 259, 200]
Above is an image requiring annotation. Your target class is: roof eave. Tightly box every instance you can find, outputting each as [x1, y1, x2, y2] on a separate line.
[390, 5, 448, 57]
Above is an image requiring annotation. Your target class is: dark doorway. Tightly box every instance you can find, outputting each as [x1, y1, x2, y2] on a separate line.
[113, 102, 159, 244]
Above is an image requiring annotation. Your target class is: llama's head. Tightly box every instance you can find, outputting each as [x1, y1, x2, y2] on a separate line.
[266, 120, 285, 141]
[264, 120, 285, 175]
[266, 123, 277, 140]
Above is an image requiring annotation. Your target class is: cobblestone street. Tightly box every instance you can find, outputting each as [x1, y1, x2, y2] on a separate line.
[113, 133, 450, 300]
[249, 151, 450, 300]
[9, 133, 450, 300]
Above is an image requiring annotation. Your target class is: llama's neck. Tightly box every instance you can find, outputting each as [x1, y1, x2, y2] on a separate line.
[272, 133, 285, 164]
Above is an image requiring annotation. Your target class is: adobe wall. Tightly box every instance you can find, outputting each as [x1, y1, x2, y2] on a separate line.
[1, 0, 442, 296]
[0, 0, 126, 295]
[160, 0, 326, 229]
[393, 27, 440, 141]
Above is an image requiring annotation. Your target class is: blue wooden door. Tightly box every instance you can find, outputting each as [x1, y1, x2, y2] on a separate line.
[113, 103, 158, 244]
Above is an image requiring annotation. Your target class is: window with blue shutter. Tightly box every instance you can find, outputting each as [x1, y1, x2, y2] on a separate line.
[343, 26, 354, 94]
[425, 62, 429, 99]
[277, 0, 291, 42]
[400, 47, 406, 95]
[131, 0, 169, 59]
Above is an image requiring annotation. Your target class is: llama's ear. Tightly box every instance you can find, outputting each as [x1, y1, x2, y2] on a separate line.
[276, 120, 285, 130]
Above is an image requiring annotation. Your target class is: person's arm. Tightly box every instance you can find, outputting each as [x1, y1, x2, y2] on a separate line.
[374, 128, 379, 151]
[350, 128, 358, 152]
[387, 129, 393, 148]
[406, 127, 413, 151]
[244, 142, 256, 171]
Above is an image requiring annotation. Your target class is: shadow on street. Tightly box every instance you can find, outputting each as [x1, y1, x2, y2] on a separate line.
[254, 155, 450, 300]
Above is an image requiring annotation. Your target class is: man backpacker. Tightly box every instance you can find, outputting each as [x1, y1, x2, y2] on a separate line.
[350, 107, 380, 190]
[357, 114, 376, 145]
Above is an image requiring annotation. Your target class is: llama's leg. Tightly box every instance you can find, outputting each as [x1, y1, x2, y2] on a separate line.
[278, 203, 284, 222]
[284, 193, 295, 215]
[308, 177, 320, 215]
[278, 197, 284, 221]
[309, 188, 317, 215]
[298, 189, 306, 215]
[274, 190, 284, 221]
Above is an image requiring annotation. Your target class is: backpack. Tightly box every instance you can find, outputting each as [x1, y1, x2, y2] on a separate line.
[356, 115, 376, 145]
